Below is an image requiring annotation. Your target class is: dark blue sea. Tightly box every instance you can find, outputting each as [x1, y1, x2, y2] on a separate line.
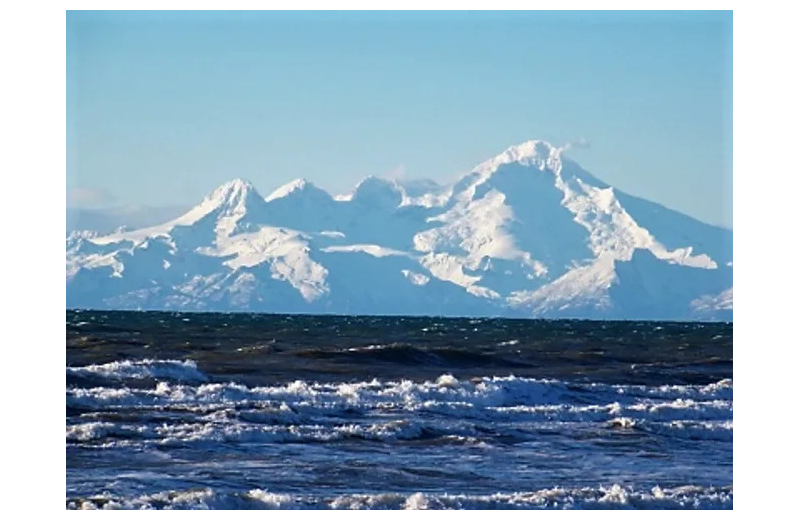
[66, 310, 732, 509]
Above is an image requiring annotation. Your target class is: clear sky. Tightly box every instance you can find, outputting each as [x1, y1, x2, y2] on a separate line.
[66, 10, 732, 228]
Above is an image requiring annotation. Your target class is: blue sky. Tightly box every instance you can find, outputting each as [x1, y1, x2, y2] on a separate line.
[66, 10, 732, 227]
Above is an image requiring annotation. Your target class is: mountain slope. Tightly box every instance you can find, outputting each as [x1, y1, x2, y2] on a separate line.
[66, 205, 190, 236]
[66, 140, 732, 320]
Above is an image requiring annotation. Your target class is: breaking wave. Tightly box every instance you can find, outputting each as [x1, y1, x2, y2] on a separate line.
[67, 365, 732, 448]
[67, 359, 208, 383]
[67, 484, 732, 510]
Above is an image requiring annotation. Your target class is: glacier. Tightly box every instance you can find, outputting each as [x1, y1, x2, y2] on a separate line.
[66, 140, 733, 321]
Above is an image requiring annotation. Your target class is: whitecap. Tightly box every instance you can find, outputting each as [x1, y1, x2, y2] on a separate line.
[67, 359, 208, 383]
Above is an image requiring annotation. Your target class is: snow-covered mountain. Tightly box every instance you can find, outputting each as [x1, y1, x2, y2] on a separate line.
[66, 140, 733, 320]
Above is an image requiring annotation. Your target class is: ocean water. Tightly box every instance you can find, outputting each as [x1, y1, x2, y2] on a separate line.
[66, 310, 733, 510]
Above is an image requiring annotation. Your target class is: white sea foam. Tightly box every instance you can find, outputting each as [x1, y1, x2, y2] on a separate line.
[67, 489, 226, 510]
[66, 422, 116, 441]
[67, 375, 732, 424]
[67, 372, 732, 450]
[607, 417, 636, 429]
[329, 484, 733, 510]
[67, 417, 473, 446]
[67, 375, 571, 414]
[640, 420, 734, 441]
[68, 484, 731, 510]
[603, 379, 733, 402]
[67, 359, 208, 383]
[246, 489, 295, 509]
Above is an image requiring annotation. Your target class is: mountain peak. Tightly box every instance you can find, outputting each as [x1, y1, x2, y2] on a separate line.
[473, 140, 565, 176]
[265, 178, 334, 205]
[265, 178, 318, 202]
[353, 176, 401, 192]
[207, 178, 258, 205]
[170, 178, 267, 228]
[509, 139, 559, 158]
[350, 176, 404, 207]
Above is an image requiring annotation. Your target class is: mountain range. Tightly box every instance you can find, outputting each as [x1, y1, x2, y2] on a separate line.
[66, 140, 733, 321]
